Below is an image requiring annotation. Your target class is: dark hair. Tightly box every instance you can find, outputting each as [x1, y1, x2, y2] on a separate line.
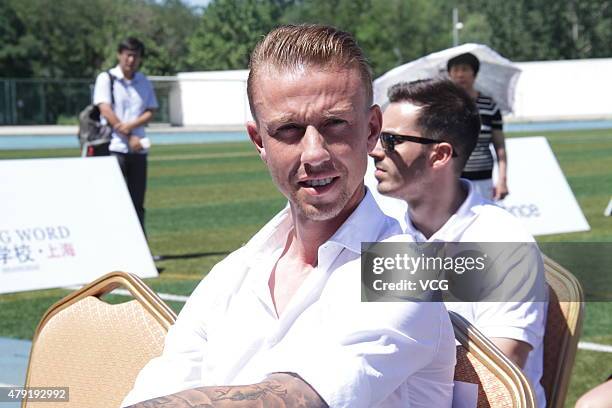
[447, 52, 479, 75]
[387, 79, 480, 171]
[247, 24, 372, 120]
[117, 37, 145, 57]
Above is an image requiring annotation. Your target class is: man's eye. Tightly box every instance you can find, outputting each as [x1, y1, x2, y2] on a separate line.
[274, 125, 304, 139]
[325, 118, 347, 127]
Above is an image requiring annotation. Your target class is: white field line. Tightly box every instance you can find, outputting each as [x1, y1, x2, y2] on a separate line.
[0, 382, 17, 387]
[148, 151, 255, 162]
[64, 286, 612, 353]
[578, 341, 612, 353]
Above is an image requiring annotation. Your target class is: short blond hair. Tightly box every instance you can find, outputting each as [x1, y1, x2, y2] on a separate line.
[247, 24, 373, 119]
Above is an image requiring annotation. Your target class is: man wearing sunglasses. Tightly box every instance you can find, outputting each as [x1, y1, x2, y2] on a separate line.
[369, 79, 547, 408]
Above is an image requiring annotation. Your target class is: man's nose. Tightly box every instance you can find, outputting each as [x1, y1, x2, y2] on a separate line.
[301, 126, 331, 167]
[369, 136, 385, 159]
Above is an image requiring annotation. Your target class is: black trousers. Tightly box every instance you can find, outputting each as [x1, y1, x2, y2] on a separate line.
[111, 152, 147, 233]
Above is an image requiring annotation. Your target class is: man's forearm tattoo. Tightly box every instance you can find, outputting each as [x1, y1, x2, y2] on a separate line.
[130, 394, 212, 408]
[212, 381, 287, 401]
[127, 373, 328, 408]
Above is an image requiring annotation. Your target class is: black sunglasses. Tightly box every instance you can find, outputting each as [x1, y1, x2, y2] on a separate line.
[379, 132, 458, 157]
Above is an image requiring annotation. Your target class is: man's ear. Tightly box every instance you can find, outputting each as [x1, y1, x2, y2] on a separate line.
[431, 143, 454, 170]
[246, 121, 266, 162]
[366, 105, 383, 153]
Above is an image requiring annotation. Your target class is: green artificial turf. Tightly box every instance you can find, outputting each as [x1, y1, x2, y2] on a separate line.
[0, 128, 611, 404]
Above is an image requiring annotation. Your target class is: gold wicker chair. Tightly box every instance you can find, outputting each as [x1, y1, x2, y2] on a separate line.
[22, 271, 177, 408]
[450, 311, 536, 408]
[541, 254, 584, 408]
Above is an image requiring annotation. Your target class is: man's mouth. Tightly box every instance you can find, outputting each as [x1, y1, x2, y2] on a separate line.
[374, 163, 387, 173]
[303, 177, 334, 187]
[374, 166, 387, 179]
[298, 176, 339, 194]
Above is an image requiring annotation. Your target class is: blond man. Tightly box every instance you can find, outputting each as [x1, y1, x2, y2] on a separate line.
[122, 25, 455, 408]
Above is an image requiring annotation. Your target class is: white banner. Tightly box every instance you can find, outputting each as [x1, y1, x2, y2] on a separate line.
[0, 157, 157, 294]
[494, 136, 589, 235]
[366, 136, 590, 236]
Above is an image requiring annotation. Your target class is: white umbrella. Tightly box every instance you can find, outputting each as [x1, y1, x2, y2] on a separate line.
[373, 43, 521, 114]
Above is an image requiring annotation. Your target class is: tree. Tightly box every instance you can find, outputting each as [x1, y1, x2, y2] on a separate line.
[1, 0, 197, 79]
[146, 0, 200, 75]
[281, 0, 452, 77]
[568, 0, 612, 59]
[2, 0, 611, 81]
[0, 2, 36, 77]
[460, 12, 493, 46]
[7, 0, 115, 78]
[358, 0, 452, 77]
[187, 0, 292, 71]
[457, 0, 612, 61]
[99, 0, 199, 76]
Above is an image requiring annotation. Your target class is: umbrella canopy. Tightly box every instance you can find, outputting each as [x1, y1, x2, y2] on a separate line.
[373, 43, 521, 114]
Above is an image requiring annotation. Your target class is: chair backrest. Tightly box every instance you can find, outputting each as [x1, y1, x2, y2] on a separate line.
[541, 255, 584, 408]
[450, 311, 536, 408]
[22, 271, 177, 408]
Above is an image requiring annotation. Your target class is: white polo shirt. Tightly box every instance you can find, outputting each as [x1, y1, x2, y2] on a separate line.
[122, 190, 456, 408]
[388, 180, 548, 408]
[92, 65, 158, 154]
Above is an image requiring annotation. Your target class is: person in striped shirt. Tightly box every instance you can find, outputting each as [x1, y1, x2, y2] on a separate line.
[447, 52, 509, 201]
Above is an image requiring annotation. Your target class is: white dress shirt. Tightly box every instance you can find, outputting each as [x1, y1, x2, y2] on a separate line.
[122, 190, 456, 408]
[92, 65, 158, 154]
[384, 180, 548, 408]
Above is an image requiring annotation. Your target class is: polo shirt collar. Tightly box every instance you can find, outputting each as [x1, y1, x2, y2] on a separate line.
[404, 179, 482, 242]
[110, 65, 140, 82]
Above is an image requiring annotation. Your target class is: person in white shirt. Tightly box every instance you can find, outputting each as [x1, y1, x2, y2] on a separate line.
[93, 37, 158, 232]
[122, 25, 456, 408]
[368, 79, 548, 407]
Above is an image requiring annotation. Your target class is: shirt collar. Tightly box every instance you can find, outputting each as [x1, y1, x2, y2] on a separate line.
[245, 188, 399, 256]
[241, 189, 398, 314]
[449, 178, 480, 219]
[243, 203, 293, 257]
[327, 188, 400, 254]
[404, 179, 484, 241]
[110, 65, 140, 82]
